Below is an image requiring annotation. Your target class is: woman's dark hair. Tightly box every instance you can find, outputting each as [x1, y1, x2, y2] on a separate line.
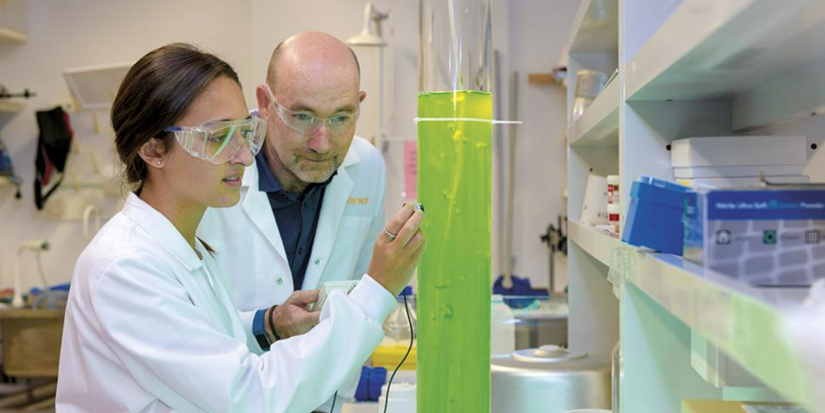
[111, 43, 241, 188]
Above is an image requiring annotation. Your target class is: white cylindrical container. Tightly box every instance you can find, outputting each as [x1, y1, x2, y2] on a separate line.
[606, 175, 620, 205]
[607, 203, 620, 235]
[377, 382, 416, 413]
[491, 295, 516, 356]
[582, 174, 609, 226]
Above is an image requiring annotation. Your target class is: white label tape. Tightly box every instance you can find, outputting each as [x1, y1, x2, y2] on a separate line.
[414, 117, 523, 125]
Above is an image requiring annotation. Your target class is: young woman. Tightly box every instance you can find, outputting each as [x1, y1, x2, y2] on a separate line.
[56, 43, 425, 413]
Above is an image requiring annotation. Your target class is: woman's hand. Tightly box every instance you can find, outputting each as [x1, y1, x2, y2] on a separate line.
[367, 204, 426, 296]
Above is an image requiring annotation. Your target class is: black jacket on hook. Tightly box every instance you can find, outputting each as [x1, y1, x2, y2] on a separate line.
[34, 106, 73, 210]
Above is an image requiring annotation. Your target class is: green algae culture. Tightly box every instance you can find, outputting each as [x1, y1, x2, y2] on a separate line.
[417, 89, 492, 413]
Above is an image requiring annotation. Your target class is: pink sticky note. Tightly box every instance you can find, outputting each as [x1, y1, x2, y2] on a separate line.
[403, 141, 418, 200]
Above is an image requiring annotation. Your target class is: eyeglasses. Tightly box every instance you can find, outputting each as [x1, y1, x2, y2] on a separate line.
[264, 86, 359, 136]
[164, 117, 267, 165]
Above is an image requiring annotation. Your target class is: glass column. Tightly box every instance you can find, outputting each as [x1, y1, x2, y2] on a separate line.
[417, 0, 493, 411]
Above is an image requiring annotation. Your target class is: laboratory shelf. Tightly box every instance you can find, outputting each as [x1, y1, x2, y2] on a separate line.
[569, 218, 815, 407]
[0, 27, 25, 43]
[567, 0, 825, 410]
[567, 78, 619, 147]
[0, 100, 25, 113]
[568, 220, 621, 267]
[625, 0, 825, 129]
[566, 0, 618, 56]
[628, 251, 813, 407]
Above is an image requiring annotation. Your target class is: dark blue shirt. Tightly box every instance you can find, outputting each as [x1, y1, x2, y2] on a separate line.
[255, 151, 334, 290]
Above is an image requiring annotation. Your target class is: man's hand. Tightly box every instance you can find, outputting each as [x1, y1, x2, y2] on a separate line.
[266, 289, 321, 340]
[367, 204, 426, 297]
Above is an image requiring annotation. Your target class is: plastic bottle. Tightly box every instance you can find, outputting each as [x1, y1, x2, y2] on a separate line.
[491, 294, 516, 356]
[383, 286, 417, 342]
[572, 70, 609, 122]
[377, 382, 416, 413]
[606, 175, 620, 205]
[607, 203, 621, 235]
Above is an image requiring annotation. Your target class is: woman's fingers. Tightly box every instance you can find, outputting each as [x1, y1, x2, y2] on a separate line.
[382, 204, 415, 243]
[396, 210, 424, 248]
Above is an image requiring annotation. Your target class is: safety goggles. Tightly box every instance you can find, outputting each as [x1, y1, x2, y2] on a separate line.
[164, 117, 267, 165]
[265, 86, 359, 136]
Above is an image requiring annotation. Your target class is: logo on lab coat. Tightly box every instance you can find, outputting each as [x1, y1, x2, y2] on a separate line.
[348, 197, 369, 205]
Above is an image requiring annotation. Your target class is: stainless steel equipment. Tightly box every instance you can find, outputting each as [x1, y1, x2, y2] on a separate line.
[508, 216, 568, 350]
[514, 312, 568, 349]
[511, 295, 569, 350]
[492, 345, 611, 413]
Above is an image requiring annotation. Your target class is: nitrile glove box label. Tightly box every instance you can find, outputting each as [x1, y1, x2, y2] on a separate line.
[684, 189, 825, 286]
[708, 191, 825, 220]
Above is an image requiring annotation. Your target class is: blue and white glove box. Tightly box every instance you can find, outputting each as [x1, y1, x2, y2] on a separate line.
[683, 188, 825, 286]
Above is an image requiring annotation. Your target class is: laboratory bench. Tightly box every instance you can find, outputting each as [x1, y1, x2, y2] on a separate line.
[0, 309, 62, 411]
[0, 309, 63, 378]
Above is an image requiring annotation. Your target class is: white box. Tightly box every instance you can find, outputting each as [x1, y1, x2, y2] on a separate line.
[671, 135, 807, 168]
[673, 164, 805, 179]
[676, 175, 810, 189]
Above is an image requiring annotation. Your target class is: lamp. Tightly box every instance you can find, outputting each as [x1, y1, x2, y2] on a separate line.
[347, 3, 389, 47]
[348, 3, 391, 151]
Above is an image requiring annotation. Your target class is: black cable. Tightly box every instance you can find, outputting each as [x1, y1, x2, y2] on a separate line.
[329, 390, 338, 412]
[331, 290, 415, 413]
[383, 289, 414, 413]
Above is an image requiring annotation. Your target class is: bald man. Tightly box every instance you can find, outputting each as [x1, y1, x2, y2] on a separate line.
[198, 32, 403, 411]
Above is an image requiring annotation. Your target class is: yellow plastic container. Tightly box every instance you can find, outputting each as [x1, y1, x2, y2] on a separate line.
[371, 343, 417, 371]
[682, 400, 799, 412]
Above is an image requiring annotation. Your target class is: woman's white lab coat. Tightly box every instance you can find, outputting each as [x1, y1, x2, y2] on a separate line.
[56, 193, 395, 413]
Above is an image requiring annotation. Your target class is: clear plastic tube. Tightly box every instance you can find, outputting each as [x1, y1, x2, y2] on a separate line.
[418, 1, 492, 411]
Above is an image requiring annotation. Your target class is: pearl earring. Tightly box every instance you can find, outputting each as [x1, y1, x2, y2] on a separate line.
[156, 160, 162, 166]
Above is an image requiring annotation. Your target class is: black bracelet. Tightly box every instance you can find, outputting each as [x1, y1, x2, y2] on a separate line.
[268, 305, 281, 342]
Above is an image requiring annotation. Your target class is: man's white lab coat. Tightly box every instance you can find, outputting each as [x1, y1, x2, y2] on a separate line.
[198, 136, 387, 333]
